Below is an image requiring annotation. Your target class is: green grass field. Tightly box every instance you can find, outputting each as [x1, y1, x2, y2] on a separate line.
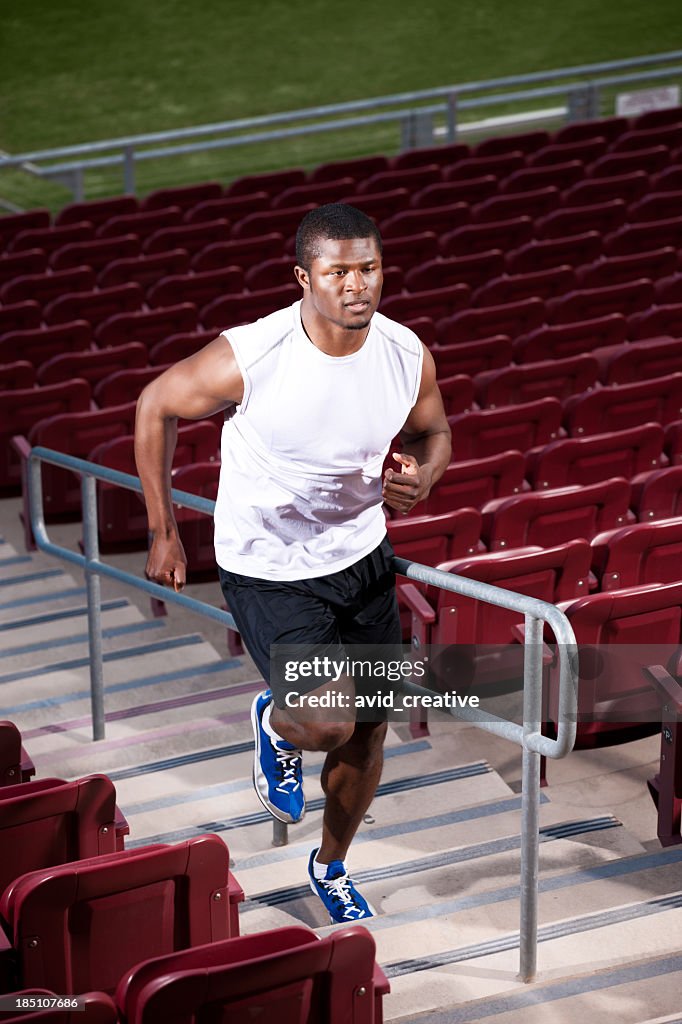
[1, 0, 681, 211]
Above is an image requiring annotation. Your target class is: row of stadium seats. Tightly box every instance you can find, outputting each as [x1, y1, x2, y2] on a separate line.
[0, 723, 388, 1021]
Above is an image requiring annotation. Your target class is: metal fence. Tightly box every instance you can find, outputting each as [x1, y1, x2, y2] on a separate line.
[3, 50, 682, 201]
[27, 445, 578, 982]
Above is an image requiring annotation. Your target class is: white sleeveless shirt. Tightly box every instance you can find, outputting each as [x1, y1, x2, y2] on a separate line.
[213, 300, 423, 581]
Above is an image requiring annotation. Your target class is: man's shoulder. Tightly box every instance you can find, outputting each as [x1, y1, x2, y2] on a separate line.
[371, 309, 423, 355]
[222, 302, 298, 349]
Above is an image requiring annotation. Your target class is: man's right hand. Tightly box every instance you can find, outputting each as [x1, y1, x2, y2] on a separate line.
[145, 532, 188, 592]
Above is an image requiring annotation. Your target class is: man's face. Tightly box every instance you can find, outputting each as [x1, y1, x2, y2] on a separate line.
[296, 235, 383, 332]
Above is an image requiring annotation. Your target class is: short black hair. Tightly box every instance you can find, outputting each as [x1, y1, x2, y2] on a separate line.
[295, 203, 382, 271]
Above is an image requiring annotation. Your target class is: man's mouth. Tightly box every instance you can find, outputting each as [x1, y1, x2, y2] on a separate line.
[345, 301, 370, 313]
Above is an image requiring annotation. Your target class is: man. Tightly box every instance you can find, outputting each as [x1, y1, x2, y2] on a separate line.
[135, 203, 451, 923]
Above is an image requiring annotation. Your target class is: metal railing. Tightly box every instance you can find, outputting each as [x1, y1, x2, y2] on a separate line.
[3, 50, 682, 200]
[26, 445, 578, 983]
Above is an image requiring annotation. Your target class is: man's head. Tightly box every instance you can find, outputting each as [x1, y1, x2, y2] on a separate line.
[295, 203, 382, 272]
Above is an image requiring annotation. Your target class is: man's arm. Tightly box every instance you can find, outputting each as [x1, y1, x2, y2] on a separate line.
[134, 335, 244, 590]
[382, 344, 451, 515]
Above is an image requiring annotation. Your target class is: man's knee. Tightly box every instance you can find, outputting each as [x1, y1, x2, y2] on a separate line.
[271, 709, 355, 752]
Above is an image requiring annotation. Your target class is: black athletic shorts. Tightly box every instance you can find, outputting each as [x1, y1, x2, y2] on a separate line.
[218, 535, 402, 709]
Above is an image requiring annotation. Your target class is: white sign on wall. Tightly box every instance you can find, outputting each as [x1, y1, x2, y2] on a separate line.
[616, 85, 680, 117]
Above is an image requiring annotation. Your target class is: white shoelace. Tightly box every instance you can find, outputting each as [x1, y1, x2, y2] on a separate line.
[275, 747, 301, 794]
[321, 874, 365, 919]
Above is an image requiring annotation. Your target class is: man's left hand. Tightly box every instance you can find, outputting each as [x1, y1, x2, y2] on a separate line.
[382, 453, 433, 515]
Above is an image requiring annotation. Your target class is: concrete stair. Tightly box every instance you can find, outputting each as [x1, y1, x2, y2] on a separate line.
[0, 527, 680, 1023]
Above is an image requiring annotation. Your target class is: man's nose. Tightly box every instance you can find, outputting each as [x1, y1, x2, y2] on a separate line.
[345, 269, 367, 292]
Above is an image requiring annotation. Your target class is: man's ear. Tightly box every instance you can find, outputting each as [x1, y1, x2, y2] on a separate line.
[294, 264, 309, 289]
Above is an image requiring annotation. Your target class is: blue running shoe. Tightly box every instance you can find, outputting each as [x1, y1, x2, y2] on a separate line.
[251, 690, 304, 823]
[308, 848, 375, 924]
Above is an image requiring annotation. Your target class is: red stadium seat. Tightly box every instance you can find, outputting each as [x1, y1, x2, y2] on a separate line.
[444, 151, 525, 181]
[141, 181, 223, 211]
[0, 266, 96, 306]
[310, 154, 389, 183]
[43, 282, 144, 327]
[0, 209, 51, 248]
[95, 303, 198, 348]
[0, 834, 243, 995]
[411, 175, 498, 208]
[529, 138, 608, 166]
[50, 235, 140, 272]
[93, 366, 168, 407]
[633, 106, 682, 130]
[243, 256, 297, 290]
[97, 249, 191, 289]
[37, 343, 148, 388]
[190, 233, 285, 272]
[575, 248, 678, 289]
[379, 283, 470, 323]
[588, 146, 670, 178]
[505, 231, 602, 273]
[437, 296, 545, 343]
[171, 462, 222, 577]
[650, 164, 682, 192]
[513, 313, 627, 363]
[501, 160, 585, 193]
[1, 379, 91, 494]
[201, 283, 300, 329]
[55, 195, 138, 227]
[561, 170, 649, 207]
[146, 267, 244, 309]
[143, 219, 230, 255]
[0, 249, 49, 288]
[148, 329, 216, 365]
[387, 508, 482, 564]
[432, 336, 513, 376]
[405, 250, 505, 292]
[423, 450, 526, 515]
[471, 186, 560, 223]
[357, 164, 442, 194]
[628, 303, 682, 340]
[592, 518, 682, 592]
[402, 316, 436, 347]
[665, 421, 682, 466]
[654, 273, 682, 304]
[392, 141, 470, 169]
[554, 116, 629, 144]
[449, 397, 562, 461]
[10, 222, 94, 255]
[271, 177, 356, 209]
[612, 124, 682, 152]
[474, 354, 598, 408]
[545, 279, 655, 324]
[381, 231, 439, 268]
[380, 203, 470, 239]
[604, 218, 682, 257]
[526, 423, 664, 490]
[627, 190, 682, 223]
[440, 216, 533, 257]
[0, 721, 35, 786]
[97, 206, 184, 238]
[226, 168, 306, 197]
[436, 374, 475, 415]
[184, 191, 271, 223]
[0, 301, 41, 335]
[0, 320, 92, 368]
[230, 205, 316, 240]
[483, 477, 631, 550]
[598, 336, 682, 386]
[631, 466, 682, 521]
[0, 361, 34, 390]
[338, 187, 410, 221]
[564, 374, 682, 436]
[115, 925, 386, 1024]
[535, 199, 627, 239]
[471, 265, 575, 306]
[474, 131, 550, 156]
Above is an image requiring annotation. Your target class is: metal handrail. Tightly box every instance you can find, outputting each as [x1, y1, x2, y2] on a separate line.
[26, 445, 578, 982]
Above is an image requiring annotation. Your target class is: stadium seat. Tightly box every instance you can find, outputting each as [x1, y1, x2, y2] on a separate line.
[435, 374, 474, 416]
[649, 164, 682, 192]
[0, 774, 123, 896]
[171, 462, 222, 577]
[37, 343, 148, 388]
[432, 336, 513, 376]
[143, 219, 230, 255]
[474, 354, 598, 408]
[632, 466, 682, 521]
[141, 182, 223, 211]
[10, 222, 95, 255]
[505, 231, 602, 273]
[230, 204, 316, 240]
[0, 301, 41, 335]
[0, 721, 35, 786]
[43, 282, 144, 327]
[0, 209, 51, 248]
[190, 233, 285, 272]
[423, 450, 526, 515]
[535, 199, 627, 239]
[0, 320, 92, 368]
[97, 205, 184, 238]
[0, 361, 35, 390]
[482, 477, 631, 550]
[513, 313, 627, 363]
[470, 186, 560, 223]
[387, 508, 482, 565]
[564, 374, 682, 436]
[474, 131, 550, 156]
[628, 303, 682, 340]
[604, 218, 682, 257]
[654, 273, 682, 304]
[665, 421, 682, 466]
[529, 137, 608, 166]
[271, 177, 356, 209]
[411, 175, 498, 208]
[226, 168, 306, 197]
[379, 283, 470, 323]
[392, 141, 470, 169]
[627, 190, 682, 223]
[402, 315, 436, 347]
[96, 248, 191, 289]
[1, 379, 91, 494]
[339, 187, 410, 221]
[526, 423, 664, 490]
[381, 230, 440, 268]
[560, 170, 649, 206]
[545, 279, 655, 324]
[633, 106, 682, 130]
[50, 235, 141, 272]
[115, 925, 387, 1024]
[0, 249, 49, 288]
[380, 203, 470, 239]
[55, 194, 138, 228]
[0, 266, 96, 306]
[357, 165, 442, 194]
[612, 123, 682, 152]
[588, 146, 670, 178]
[500, 160, 585, 193]
[146, 267, 244, 308]
[471, 265, 575, 306]
[405, 250, 505, 292]
[93, 365, 168, 407]
[201, 283, 300, 329]
[95, 303, 198, 347]
[184, 191, 271, 223]
[554, 116, 629, 144]
[440, 216, 533, 257]
[575, 248, 678, 288]
[309, 155, 389, 183]
[148, 329, 216, 365]
[598, 336, 682, 386]
[0, 834, 243, 995]
[243, 256, 297, 290]
[444, 151, 525, 181]
[449, 397, 563, 461]
[591, 518, 682, 592]
[437, 296, 545, 343]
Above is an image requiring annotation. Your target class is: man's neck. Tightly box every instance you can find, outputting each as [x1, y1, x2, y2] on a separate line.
[300, 308, 371, 357]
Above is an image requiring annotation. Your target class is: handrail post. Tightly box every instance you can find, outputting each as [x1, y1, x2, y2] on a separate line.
[81, 474, 106, 741]
[518, 613, 543, 982]
[123, 145, 136, 194]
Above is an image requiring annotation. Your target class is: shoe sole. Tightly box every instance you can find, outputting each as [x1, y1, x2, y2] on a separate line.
[250, 693, 304, 825]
